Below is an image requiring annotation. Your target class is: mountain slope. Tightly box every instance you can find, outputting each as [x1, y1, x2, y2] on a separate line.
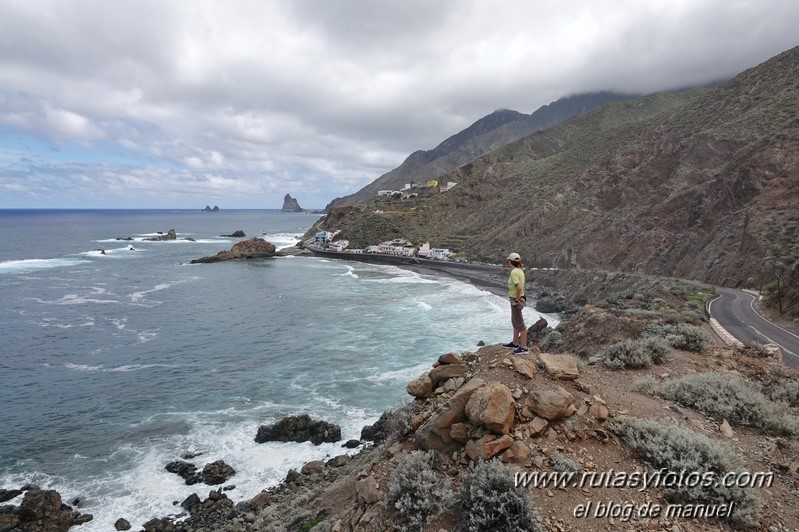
[324, 92, 637, 210]
[318, 45, 799, 314]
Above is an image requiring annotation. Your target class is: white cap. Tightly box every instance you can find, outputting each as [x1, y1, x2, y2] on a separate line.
[506, 252, 521, 261]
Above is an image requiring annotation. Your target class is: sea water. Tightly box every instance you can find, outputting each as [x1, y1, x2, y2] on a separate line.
[0, 209, 555, 530]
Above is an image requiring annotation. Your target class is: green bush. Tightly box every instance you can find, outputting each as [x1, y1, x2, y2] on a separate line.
[641, 323, 705, 351]
[764, 379, 799, 407]
[540, 331, 562, 352]
[602, 337, 669, 370]
[658, 372, 799, 436]
[551, 452, 581, 474]
[458, 459, 541, 532]
[385, 451, 452, 532]
[613, 417, 761, 528]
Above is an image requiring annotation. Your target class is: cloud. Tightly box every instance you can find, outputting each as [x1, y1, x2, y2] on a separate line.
[0, 0, 797, 208]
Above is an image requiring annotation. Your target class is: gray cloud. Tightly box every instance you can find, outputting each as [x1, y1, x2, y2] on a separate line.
[0, 0, 797, 208]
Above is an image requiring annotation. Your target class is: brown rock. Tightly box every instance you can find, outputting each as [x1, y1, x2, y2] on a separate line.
[406, 372, 434, 398]
[466, 434, 514, 461]
[438, 353, 462, 365]
[540, 353, 580, 380]
[502, 441, 531, 464]
[465, 382, 516, 434]
[589, 403, 609, 422]
[450, 422, 471, 443]
[355, 476, 382, 504]
[530, 416, 549, 435]
[429, 363, 468, 384]
[510, 356, 536, 379]
[249, 491, 272, 509]
[720, 419, 734, 438]
[526, 386, 575, 421]
[416, 378, 486, 451]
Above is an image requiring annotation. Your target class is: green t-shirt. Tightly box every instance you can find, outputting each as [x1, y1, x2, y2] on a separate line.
[508, 267, 525, 298]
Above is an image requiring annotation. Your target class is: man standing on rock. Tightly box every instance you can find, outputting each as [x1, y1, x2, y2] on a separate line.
[503, 252, 528, 354]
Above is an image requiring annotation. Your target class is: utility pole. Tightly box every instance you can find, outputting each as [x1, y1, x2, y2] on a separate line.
[775, 263, 785, 315]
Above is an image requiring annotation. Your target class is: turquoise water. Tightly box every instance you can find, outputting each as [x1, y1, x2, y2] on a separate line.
[0, 209, 552, 530]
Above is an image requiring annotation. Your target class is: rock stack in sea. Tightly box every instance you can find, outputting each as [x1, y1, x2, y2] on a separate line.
[190, 237, 277, 264]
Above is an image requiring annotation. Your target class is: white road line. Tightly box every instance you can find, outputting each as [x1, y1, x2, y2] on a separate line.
[748, 295, 799, 341]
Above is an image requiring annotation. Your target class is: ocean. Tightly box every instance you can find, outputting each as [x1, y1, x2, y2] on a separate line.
[0, 209, 554, 530]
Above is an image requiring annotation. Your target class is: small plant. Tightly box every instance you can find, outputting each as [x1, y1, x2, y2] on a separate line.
[458, 459, 541, 532]
[658, 372, 799, 436]
[613, 417, 761, 528]
[540, 331, 563, 352]
[385, 451, 452, 532]
[551, 452, 581, 474]
[633, 376, 659, 394]
[602, 337, 669, 370]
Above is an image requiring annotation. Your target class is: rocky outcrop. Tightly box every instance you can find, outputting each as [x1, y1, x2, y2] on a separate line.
[281, 194, 303, 212]
[221, 230, 246, 237]
[203, 205, 220, 212]
[360, 411, 393, 443]
[144, 229, 177, 241]
[527, 317, 549, 345]
[416, 378, 486, 451]
[539, 353, 580, 380]
[0, 488, 93, 531]
[165, 459, 236, 485]
[255, 414, 341, 445]
[190, 238, 277, 264]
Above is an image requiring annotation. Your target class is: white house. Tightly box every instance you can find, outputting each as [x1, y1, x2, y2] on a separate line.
[314, 231, 331, 244]
[365, 245, 380, 254]
[329, 239, 349, 252]
[417, 242, 431, 257]
[429, 248, 451, 260]
[377, 190, 395, 197]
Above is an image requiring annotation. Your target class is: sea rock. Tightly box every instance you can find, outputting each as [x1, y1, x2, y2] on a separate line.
[7, 489, 94, 531]
[144, 229, 177, 241]
[526, 386, 575, 421]
[203, 205, 220, 212]
[343, 439, 361, 448]
[416, 378, 486, 451]
[115, 517, 132, 530]
[281, 194, 304, 213]
[0, 489, 22, 503]
[191, 237, 277, 264]
[539, 353, 580, 380]
[165, 460, 200, 485]
[360, 411, 393, 443]
[301, 461, 326, 476]
[200, 460, 236, 485]
[464, 382, 515, 434]
[221, 230, 246, 237]
[326, 455, 351, 468]
[255, 414, 341, 445]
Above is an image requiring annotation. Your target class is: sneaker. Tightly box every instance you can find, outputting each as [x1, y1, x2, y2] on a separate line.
[502, 342, 518, 349]
[512, 346, 529, 354]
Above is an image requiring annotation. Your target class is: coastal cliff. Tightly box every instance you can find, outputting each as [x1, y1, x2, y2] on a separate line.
[13, 277, 797, 531]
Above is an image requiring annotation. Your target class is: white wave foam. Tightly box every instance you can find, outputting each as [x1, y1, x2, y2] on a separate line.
[107, 364, 178, 372]
[33, 294, 119, 306]
[0, 257, 90, 274]
[129, 283, 172, 304]
[136, 331, 159, 343]
[65, 363, 104, 372]
[261, 232, 303, 250]
[333, 265, 358, 278]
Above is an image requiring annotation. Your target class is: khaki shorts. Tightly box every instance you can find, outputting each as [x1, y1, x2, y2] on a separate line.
[510, 298, 526, 331]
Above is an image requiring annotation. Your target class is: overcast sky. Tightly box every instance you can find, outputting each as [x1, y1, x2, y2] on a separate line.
[0, 0, 797, 209]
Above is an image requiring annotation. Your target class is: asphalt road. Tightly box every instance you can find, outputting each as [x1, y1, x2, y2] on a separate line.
[709, 287, 799, 370]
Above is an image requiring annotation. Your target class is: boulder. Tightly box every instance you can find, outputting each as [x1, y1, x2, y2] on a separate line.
[449, 423, 471, 443]
[406, 372, 434, 398]
[355, 476, 382, 504]
[0, 489, 22, 503]
[429, 363, 468, 384]
[255, 414, 341, 445]
[416, 378, 486, 451]
[589, 403, 610, 422]
[534, 294, 577, 314]
[465, 435, 514, 461]
[343, 439, 361, 449]
[301, 460, 326, 476]
[502, 441, 531, 464]
[165, 460, 200, 484]
[360, 411, 393, 443]
[540, 353, 580, 380]
[190, 237, 277, 264]
[510, 356, 536, 379]
[526, 387, 575, 421]
[530, 416, 549, 435]
[200, 460, 236, 485]
[12, 489, 93, 531]
[115, 517, 132, 530]
[438, 353, 462, 365]
[464, 382, 515, 434]
[527, 318, 549, 344]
